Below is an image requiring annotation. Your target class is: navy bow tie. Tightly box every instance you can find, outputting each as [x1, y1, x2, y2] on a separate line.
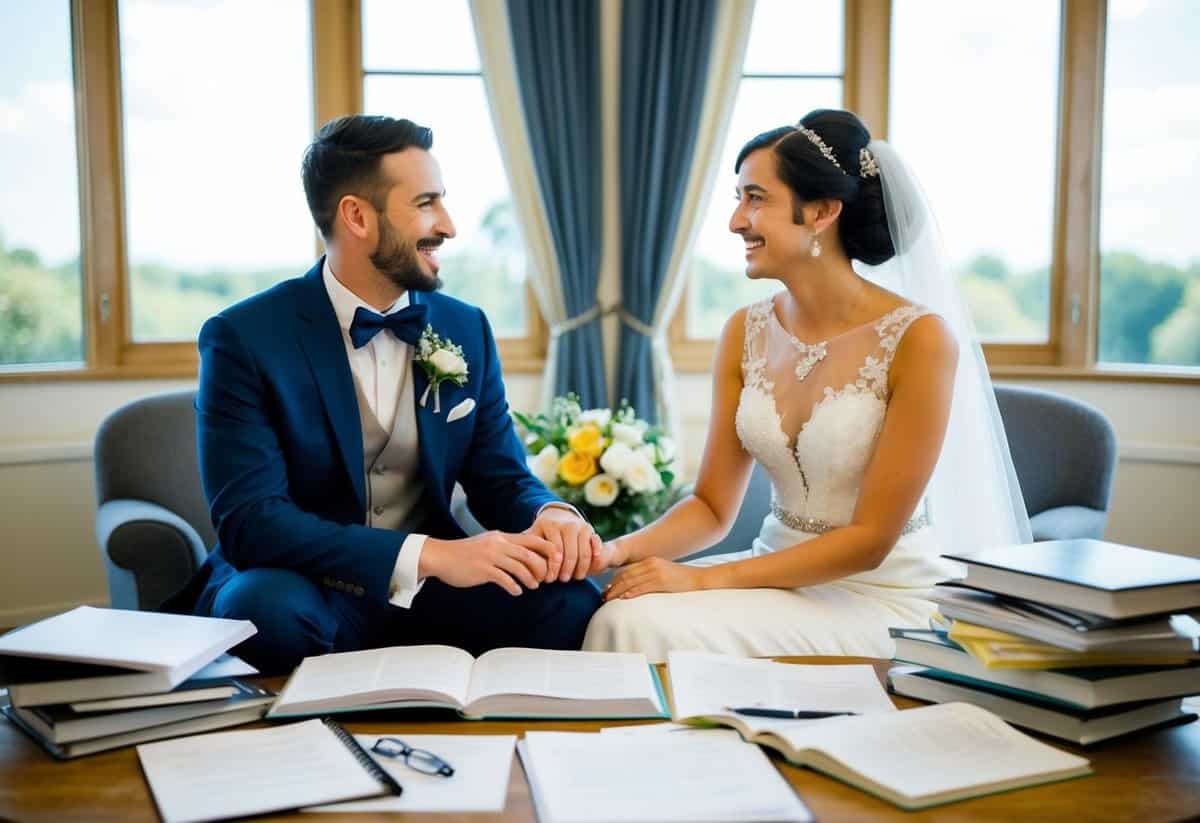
[348, 303, 429, 349]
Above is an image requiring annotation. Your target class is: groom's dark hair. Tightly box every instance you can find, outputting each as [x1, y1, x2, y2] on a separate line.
[735, 109, 894, 265]
[302, 115, 434, 239]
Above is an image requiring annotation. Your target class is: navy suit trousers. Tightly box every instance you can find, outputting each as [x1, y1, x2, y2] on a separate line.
[197, 566, 602, 674]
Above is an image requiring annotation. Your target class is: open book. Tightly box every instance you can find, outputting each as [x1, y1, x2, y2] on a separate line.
[744, 702, 1091, 809]
[268, 646, 668, 720]
[668, 651, 898, 737]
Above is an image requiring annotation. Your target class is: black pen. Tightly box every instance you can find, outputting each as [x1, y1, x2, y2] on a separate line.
[725, 706, 859, 719]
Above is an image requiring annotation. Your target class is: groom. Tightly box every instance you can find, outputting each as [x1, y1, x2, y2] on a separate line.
[167, 115, 603, 672]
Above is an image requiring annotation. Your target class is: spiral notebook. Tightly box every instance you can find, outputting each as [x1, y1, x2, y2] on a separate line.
[136, 718, 401, 823]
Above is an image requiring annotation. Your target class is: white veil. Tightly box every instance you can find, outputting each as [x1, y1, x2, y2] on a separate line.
[858, 139, 1032, 554]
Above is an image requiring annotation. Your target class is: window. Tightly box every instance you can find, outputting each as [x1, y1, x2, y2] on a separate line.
[118, 0, 314, 342]
[1098, 0, 1200, 369]
[0, 1, 84, 368]
[890, 1, 1061, 343]
[683, 0, 844, 340]
[362, 0, 529, 339]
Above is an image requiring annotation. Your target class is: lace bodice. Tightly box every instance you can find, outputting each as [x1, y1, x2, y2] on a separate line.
[735, 296, 933, 527]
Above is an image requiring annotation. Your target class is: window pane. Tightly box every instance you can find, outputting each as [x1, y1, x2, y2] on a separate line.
[119, 0, 314, 342]
[363, 0, 479, 73]
[742, 0, 843, 75]
[364, 75, 528, 337]
[688, 78, 843, 339]
[0, 0, 83, 368]
[1098, 0, 1200, 368]
[891, 1, 1060, 342]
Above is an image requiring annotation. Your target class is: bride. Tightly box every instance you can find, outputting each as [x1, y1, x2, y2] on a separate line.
[582, 109, 1030, 661]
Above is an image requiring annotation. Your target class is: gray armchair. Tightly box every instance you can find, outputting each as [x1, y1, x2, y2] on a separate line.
[994, 384, 1117, 541]
[94, 390, 211, 610]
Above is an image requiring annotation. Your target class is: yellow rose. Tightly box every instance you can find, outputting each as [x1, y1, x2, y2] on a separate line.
[558, 450, 598, 486]
[567, 424, 606, 458]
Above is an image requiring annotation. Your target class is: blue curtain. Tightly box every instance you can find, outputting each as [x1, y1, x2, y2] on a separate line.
[614, 0, 718, 422]
[507, 0, 606, 408]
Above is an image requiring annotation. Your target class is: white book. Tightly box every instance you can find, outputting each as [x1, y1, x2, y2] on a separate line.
[137, 718, 401, 823]
[518, 731, 813, 823]
[667, 650, 897, 737]
[0, 608, 255, 707]
[268, 645, 667, 720]
[741, 702, 1091, 810]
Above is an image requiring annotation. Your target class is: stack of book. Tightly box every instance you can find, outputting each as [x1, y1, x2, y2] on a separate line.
[0, 605, 273, 758]
[889, 539, 1200, 746]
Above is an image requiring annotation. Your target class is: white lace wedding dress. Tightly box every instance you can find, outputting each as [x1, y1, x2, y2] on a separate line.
[583, 296, 959, 662]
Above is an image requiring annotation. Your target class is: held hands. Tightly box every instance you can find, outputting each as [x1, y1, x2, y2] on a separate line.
[526, 506, 604, 583]
[603, 556, 711, 601]
[420, 531, 560, 596]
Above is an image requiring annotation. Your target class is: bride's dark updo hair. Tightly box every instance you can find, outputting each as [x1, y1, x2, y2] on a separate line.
[734, 109, 894, 265]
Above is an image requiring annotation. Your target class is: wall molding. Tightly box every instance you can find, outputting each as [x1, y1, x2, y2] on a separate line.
[0, 441, 93, 466]
[0, 596, 109, 628]
[1119, 441, 1200, 466]
[0, 438, 1198, 469]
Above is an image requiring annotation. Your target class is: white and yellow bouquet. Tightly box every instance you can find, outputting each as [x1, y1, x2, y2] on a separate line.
[513, 394, 678, 541]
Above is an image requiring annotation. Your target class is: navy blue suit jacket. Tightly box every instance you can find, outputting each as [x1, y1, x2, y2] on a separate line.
[169, 259, 559, 611]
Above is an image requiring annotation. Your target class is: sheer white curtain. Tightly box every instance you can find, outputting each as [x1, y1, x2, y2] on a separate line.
[470, 0, 571, 413]
[645, 0, 755, 441]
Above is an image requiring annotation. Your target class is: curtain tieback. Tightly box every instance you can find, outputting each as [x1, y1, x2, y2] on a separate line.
[548, 304, 658, 340]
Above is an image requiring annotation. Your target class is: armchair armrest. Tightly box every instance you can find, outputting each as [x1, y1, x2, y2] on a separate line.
[1029, 505, 1108, 542]
[96, 499, 209, 611]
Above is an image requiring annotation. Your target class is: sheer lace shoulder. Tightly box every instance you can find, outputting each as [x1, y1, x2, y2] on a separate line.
[855, 304, 935, 399]
[741, 298, 775, 393]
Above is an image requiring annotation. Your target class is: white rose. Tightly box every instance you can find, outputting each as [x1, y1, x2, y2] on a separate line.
[656, 436, 676, 464]
[610, 421, 643, 446]
[528, 444, 560, 485]
[599, 442, 634, 477]
[429, 348, 467, 376]
[583, 473, 620, 507]
[634, 443, 657, 463]
[579, 408, 612, 428]
[622, 453, 664, 494]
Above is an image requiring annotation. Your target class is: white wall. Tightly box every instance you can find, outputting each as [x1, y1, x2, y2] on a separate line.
[0, 374, 1196, 625]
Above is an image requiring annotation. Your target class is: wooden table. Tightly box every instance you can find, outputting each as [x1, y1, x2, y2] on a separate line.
[2, 657, 1197, 822]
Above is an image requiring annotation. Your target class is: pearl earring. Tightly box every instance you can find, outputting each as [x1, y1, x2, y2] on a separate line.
[811, 234, 822, 258]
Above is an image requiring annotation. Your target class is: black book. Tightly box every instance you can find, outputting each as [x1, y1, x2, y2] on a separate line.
[890, 628, 1200, 709]
[943, 539, 1200, 619]
[888, 665, 1196, 746]
[9, 678, 273, 744]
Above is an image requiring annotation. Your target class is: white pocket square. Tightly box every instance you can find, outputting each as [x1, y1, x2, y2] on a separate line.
[446, 398, 476, 423]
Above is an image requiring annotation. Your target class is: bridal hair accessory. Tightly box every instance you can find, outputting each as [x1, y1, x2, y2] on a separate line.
[859, 148, 880, 178]
[795, 124, 881, 180]
[414, 325, 469, 413]
[795, 126, 842, 171]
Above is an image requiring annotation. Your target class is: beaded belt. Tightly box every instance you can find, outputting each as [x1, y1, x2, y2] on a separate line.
[770, 501, 931, 536]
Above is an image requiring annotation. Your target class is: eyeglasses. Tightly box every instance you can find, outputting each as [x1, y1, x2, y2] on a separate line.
[370, 737, 455, 777]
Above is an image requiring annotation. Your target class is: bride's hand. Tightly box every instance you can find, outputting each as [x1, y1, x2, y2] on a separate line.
[590, 538, 629, 574]
[603, 557, 709, 601]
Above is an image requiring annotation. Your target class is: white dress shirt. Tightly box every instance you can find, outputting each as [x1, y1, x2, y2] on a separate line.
[322, 260, 584, 608]
[323, 260, 427, 607]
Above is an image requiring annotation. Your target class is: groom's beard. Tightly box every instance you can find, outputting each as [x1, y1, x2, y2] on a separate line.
[371, 214, 443, 293]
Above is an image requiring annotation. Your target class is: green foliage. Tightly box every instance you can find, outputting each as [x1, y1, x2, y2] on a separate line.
[1152, 278, 1200, 365]
[514, 394, 681, 541]
[1099, 252, 1190, 364]
[0, 249, 83, 365]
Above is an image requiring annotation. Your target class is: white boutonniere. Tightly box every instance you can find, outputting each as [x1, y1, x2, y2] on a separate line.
[414, 325, 469, 414]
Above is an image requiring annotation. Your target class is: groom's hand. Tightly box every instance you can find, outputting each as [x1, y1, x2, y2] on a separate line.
[527, 507, 602, 583]
[419, 532, 559, 596]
